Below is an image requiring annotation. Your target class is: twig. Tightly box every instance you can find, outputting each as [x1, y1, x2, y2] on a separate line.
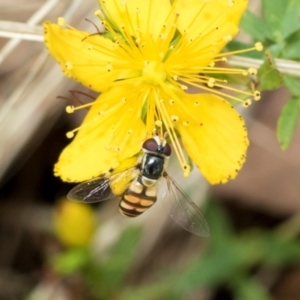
[1, 21, 300, 77]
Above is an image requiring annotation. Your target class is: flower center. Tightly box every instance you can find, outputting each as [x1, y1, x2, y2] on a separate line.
[142, 61, 167, 85]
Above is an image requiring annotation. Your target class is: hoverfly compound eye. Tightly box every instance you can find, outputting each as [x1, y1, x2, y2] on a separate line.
[142, 137, 172, 157]
[163, 143, 172, 156]
[142, 138, 158, 152]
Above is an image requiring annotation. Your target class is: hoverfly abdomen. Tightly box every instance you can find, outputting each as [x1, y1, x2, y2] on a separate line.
[119, 179, 157, 217]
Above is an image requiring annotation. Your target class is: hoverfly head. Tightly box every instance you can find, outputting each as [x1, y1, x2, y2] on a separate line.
[142, 134, 171, 157]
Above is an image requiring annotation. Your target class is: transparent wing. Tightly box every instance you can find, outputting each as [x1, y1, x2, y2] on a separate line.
[67, 166, 138, 203]
[158, 174, 210, 237]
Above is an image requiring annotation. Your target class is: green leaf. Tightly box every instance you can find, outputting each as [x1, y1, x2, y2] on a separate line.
[240, 10, 271, 41]
[257, 51, 283, 90]
[281, 35, 300, 60]
[205, 199, 233, 249]
[232, 277, 271, 300]
[277, 97, 300, 150]
[262, 232, 300, 267]
[102, 226, 142, 288]
[261, 0, 287, 43]
[51, 248, 89, 275]
[281, 0, 300, 39]
[284, 75, 300, 96]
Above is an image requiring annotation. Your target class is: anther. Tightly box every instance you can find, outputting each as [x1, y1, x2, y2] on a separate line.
[255, 42, 263, 51]
[104, 145, 111, 150]
[128, 129, 133, 135]
[99, 110, 106, 115]
[194, 101, 200, 106]
[183, 121, 189, 126]
[223, 35, 232, 42]
[57, 17, 65, 26]
[169, 99, 175, 105]
[243, 99, 252, 107]
[207, 78, 215, 87]
[94, 10, 101, 16]
[66, 132, 75, 138]
[248, 68, 257, 75]
[254, 91, 261, 101]
[121, 97, 127, 103]
[183, 164, 191, 177]
[66, 105, 75, 113]
[181, 85, 188, 90]
[173, 75, 178, 81]
[155, 120, 162, 127]
[209, 62, 215, 67]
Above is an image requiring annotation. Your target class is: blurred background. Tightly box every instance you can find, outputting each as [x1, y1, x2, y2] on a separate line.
[1, 0, 300, 299]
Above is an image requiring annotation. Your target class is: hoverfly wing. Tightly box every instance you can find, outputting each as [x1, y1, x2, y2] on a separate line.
[67, 165, 138, 203]
[67, 176, 114, 203]
[158, 174, 210, 237]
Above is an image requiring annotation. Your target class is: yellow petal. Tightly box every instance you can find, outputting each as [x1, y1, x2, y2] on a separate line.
[165, 92, 249, 184]
[55, 86, 147, 182]
[174, 0, 248, 61]
[99, 0, 171, 39]
[44, 21, 140, 92]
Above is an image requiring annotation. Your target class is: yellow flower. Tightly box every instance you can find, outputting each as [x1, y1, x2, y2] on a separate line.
[44, 0, 262, 184]
[53, 199, 96, 247]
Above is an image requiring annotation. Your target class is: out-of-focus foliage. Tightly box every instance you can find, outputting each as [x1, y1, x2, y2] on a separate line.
[120, 200, 300, 300]
[240, 0, 300, 150]
[48, 199, 300, 300]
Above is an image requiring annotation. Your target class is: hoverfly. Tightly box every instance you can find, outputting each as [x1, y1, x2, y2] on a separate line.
[68, 135, 210, 237]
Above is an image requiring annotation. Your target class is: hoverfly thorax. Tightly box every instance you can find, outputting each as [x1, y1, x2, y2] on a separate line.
[140, 136, 171, 186]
